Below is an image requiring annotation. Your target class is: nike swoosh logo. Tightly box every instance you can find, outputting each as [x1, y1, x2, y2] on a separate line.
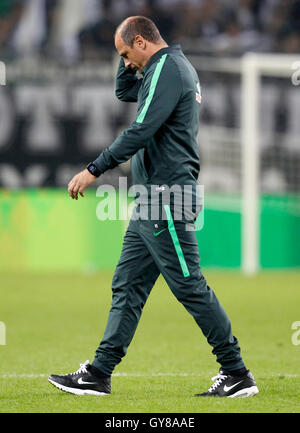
[77, 377, 98, 385]
[153, 228, 167, 237]
[223, 381, 243, 392]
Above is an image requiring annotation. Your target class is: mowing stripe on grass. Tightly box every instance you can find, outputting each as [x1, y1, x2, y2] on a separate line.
[1, 373, 299, 378]
[0, 373, 197, 378]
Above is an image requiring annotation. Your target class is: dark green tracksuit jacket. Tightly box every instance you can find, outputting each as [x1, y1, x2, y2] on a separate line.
[93, 44, 201, 210]
[92, 45, 245, 376]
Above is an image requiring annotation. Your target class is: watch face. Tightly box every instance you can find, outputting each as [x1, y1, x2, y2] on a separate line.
[88, 163, 100, 177]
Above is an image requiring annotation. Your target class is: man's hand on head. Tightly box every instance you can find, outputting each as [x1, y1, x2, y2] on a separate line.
[68, 169, 98, 200]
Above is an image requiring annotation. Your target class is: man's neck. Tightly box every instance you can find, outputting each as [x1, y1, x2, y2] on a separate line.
[144, 42, 169, 67]
[149, 42, 169, 56]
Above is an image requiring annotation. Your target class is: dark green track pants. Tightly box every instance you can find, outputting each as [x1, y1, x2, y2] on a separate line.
[92, 205, 245, 375]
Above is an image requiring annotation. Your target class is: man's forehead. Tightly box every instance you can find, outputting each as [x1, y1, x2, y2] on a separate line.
[115, 32, 127, 54]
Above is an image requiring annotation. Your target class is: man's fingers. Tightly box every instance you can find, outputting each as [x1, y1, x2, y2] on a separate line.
[68, 188, 75, 199]
[68, 180, 86, 200]
[79, 186, 85, 197]
[68, 172, 91, 200]
[72, 185, 79, 200]
[68, 179, 78, 199]
[68, 178, 76, 198]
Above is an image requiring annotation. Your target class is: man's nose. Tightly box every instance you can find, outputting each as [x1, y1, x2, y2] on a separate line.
[124, 59, 131, 68]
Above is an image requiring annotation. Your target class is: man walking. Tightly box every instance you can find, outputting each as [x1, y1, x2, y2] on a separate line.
[48, 16, 258, 398]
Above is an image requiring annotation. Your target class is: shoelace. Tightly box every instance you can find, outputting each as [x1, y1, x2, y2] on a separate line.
[208, 372, 228, 392]
[70, 360, 89, 376]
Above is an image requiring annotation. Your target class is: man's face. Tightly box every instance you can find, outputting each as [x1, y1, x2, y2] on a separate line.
[115, 33, 147, 73]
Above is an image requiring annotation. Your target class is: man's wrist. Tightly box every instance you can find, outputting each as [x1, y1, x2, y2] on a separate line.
[86, 162, 102, 178]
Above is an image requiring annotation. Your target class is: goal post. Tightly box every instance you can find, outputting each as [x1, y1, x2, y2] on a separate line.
[241, 54, 260, 275]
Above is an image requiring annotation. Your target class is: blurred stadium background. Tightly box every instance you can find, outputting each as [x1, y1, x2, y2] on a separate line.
[0, 0, 299, 273]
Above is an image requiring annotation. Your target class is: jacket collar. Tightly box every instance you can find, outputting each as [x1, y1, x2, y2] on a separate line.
[141, 44, 182, 75]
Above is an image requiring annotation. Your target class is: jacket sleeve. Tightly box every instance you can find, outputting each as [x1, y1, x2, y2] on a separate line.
[93, 55, 182, 173]
[115, 58, 142, 102]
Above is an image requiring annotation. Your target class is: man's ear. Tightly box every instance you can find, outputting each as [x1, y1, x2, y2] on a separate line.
[134, 35, 146, 49]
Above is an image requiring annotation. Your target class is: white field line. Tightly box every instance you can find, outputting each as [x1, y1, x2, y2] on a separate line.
[0, 372, 299, 379]
[1, 373, 194, 378]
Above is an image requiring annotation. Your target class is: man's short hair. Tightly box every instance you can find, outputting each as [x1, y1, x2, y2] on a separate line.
[118, 16, 162, 47]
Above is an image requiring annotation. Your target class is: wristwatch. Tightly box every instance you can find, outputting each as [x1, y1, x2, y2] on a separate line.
[86, 162, 102, 178]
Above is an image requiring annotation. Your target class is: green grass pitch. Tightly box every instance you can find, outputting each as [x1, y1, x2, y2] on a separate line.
[1, 270, 300, 413]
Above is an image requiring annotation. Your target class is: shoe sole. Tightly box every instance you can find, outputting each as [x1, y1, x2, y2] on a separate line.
[228, 385, 259, 398]
[48, 378, 110, 396]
